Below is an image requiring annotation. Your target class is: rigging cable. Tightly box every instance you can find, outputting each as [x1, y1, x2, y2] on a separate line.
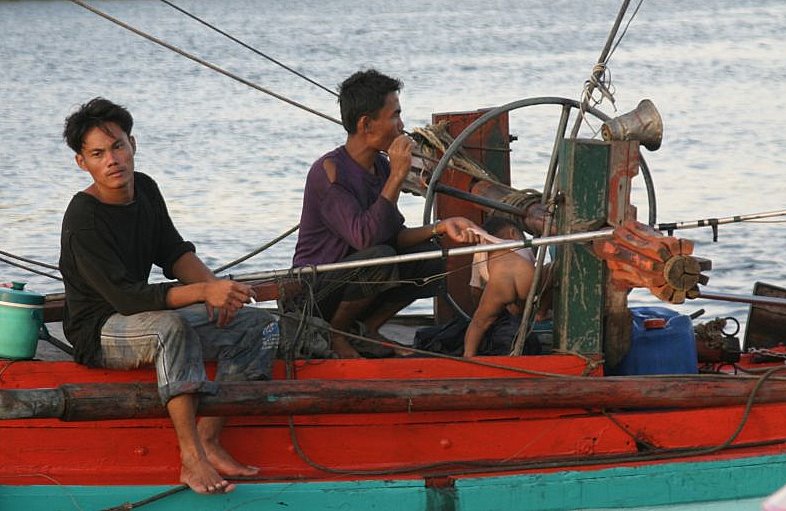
[68, 0, 342, 126]
[606, 0, 645, 62]
[159, 0, 338, 98]
[571, 0, 646, 138]
[0, 249, 59, 272]
[0, 255, 62, 281]
[212, 223, 299, 274]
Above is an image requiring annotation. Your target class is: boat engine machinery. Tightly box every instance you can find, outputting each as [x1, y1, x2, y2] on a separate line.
[694, 315, 742, 364]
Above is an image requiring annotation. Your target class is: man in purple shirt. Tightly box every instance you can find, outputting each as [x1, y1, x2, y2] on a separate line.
[294, 69, 479, 358]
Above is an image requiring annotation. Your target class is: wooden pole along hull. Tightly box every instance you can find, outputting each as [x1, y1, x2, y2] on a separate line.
[4, 374, 786, 421]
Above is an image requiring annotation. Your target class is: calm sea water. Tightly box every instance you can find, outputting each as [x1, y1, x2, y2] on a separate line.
[2, 0, 786, 336]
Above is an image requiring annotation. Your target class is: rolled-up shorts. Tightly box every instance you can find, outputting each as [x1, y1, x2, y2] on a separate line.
[99, 304, 279, 403]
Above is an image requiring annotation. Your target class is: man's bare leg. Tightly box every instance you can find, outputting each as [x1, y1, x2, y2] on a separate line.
[360, 297, 413, 355]
[362, 297, 412, 337]
[167, 394, 235, 494]
[329, 295, 376, 358]
[198, 416, 258, 477]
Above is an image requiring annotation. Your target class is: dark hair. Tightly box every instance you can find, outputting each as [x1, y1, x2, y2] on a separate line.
[482, 216, 524, 238]
[63, 97, 133, 153]
[338, 69, 402, 134]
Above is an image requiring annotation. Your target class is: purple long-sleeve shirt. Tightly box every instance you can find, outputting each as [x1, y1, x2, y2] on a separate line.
[293, 145, 405, 267]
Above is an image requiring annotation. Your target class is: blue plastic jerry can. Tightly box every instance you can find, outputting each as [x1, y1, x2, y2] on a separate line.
[605, 306, 698, 376]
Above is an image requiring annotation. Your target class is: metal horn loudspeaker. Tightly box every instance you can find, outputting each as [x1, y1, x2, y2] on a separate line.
[601, 99, 663, 151]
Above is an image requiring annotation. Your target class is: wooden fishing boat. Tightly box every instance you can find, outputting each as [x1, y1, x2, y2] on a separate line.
[5, 114, 786, 511]
[5, 3, 786, 511]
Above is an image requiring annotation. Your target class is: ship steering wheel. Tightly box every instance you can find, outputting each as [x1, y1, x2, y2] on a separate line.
[420, 96, 658, 319]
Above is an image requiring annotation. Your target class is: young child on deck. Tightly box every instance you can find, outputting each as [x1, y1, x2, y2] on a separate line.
[464, 217, 550, 357]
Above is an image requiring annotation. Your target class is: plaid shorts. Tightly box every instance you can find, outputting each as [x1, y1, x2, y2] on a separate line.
[99, 304, 279, 403]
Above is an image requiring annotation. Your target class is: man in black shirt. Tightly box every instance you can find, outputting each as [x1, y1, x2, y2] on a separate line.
[59, 97, 278, 495]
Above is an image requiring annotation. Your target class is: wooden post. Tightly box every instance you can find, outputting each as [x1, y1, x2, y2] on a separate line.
[554, 140, 638, 360]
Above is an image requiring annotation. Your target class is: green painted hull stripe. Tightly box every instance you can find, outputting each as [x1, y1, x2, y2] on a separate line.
[457, 453, 786, 510]
[2, 454, 784, 510]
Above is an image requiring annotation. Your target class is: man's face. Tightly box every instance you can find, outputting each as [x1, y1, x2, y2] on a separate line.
[75, 122, 135, 192]
[366, 92, 404, 151]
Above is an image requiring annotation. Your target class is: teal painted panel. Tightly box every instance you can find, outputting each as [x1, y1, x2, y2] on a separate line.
[0, 480, 426, 511]
[594, 496, 764, 511]
[554, 139, 609, 354]
[562, 140, 611, 223]
[455, 454, 786, 511]
[3, 455, 785, 511]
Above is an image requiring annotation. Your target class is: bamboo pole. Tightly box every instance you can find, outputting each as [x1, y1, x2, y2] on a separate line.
[3, 375, 786, 421]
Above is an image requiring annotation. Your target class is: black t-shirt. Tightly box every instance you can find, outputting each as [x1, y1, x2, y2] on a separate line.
[59, 172, 195, 366]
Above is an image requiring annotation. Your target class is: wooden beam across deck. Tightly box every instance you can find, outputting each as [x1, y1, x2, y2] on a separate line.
[4, 375, 786, 421]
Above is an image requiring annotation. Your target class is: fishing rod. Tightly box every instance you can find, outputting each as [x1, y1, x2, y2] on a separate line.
[696, 291, 786, 309]
[68, 0, 342, 126]
[656, 209, 786, 241]
[231, 229, 615, 282]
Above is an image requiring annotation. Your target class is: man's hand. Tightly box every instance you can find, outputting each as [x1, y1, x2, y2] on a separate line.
[436, 217, 482, 244]
[203, 280, 255, 327]
[387, 134, 414, 183]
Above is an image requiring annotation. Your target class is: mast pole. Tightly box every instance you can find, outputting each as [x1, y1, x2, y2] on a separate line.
[569, 0, 633, 139]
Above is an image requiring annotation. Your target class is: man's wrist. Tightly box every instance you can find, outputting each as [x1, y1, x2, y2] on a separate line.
[431, 220, 442, 237]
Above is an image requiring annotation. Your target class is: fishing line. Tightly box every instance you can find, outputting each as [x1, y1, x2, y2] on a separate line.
[68, 0, 342, 126]
[158, 0, 339, 98]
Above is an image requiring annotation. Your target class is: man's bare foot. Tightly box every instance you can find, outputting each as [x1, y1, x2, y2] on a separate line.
[331, 336, 362, 358]
[351, 330, 399, 358]
[203, 439, 259, 478]
[181, 455, 236, 494]
[364, 329, 408, 357]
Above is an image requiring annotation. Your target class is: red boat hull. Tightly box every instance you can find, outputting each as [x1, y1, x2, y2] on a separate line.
[3, 354, 786, 488]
